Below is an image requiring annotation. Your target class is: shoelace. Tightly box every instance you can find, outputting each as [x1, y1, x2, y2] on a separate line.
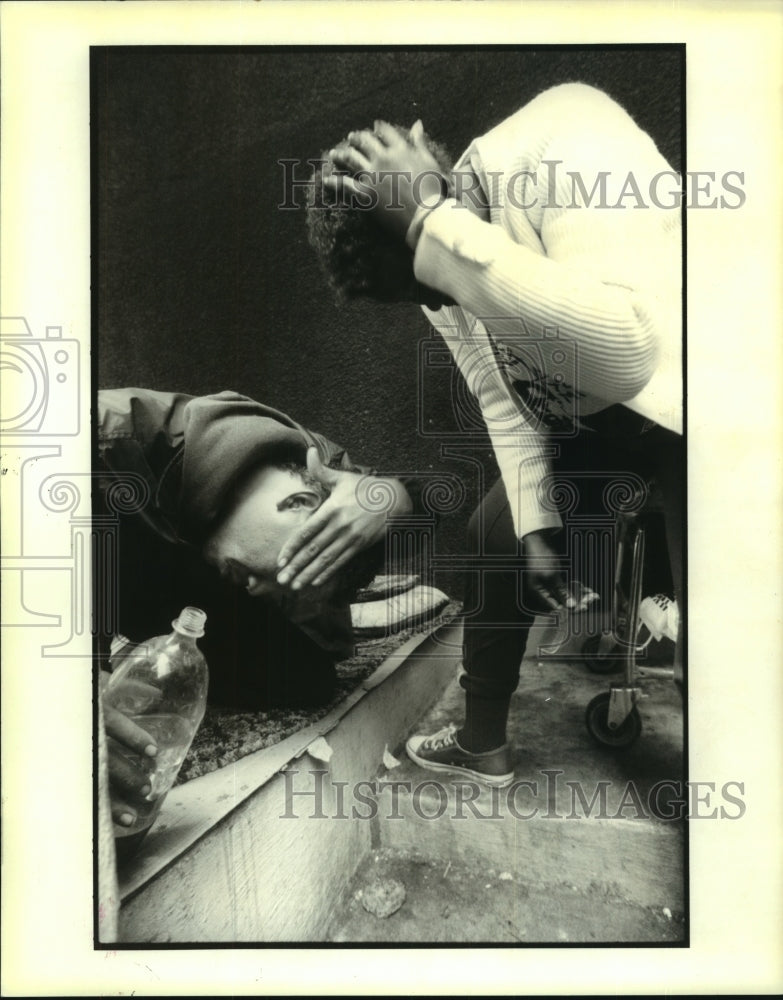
[423, 723, 457, 751]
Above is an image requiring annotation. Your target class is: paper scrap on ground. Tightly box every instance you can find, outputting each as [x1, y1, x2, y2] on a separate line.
[383, 745, 401, 769]
[306, 736, 333, 763]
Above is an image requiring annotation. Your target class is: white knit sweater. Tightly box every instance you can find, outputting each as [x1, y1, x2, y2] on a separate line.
[416, 82, 682, 540]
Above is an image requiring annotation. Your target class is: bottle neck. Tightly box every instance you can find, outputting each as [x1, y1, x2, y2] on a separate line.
[172, 606, 206, 638]
[171, 627, 200, 644]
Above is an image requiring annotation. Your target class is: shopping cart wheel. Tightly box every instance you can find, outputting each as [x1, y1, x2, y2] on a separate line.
[581, 633, 621, 675]
[585, 692, 641, 748]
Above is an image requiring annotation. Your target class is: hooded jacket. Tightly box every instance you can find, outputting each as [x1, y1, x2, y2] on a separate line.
[96, 388, 385, 696]
[97, 387, 366, 545]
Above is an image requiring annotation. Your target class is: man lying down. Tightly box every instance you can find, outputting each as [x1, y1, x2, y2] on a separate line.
[96, 386, 421, 831]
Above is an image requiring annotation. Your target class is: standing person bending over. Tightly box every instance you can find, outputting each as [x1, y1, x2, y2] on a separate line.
[292, 82, 682, 786]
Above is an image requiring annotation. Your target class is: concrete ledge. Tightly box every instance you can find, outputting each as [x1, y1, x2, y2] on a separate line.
[116, 620, 463, 942]
[376, 631, 685, 914]
[375, 774, 684, 911]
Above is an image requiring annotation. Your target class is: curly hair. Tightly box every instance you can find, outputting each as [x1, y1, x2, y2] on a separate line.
[306, 125, 453, 303]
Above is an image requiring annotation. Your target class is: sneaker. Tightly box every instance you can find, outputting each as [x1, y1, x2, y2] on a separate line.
[353, 573, 420, 603]
[639, 594, 679, 643]
[405, 723, 514, 787]
[351, 584, 451, 638]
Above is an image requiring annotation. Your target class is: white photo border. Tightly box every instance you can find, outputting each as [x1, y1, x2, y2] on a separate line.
[1, 1, 782, 995]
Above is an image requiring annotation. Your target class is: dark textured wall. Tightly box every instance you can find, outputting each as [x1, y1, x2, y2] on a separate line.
[94, 46, 682, 596]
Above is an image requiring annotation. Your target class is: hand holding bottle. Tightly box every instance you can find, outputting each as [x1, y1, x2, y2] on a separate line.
[102, 675, 160, 828]
[102, 608, 210, 858]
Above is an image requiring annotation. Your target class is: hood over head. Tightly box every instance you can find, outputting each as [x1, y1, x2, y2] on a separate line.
[177, 391, 309, 544]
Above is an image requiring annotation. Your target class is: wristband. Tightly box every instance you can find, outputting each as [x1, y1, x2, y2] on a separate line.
[405, 174, 452, 252]
[405, 203, 442, 252]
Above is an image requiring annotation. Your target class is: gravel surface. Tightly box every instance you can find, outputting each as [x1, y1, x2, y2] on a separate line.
[176, 600, 462, 784]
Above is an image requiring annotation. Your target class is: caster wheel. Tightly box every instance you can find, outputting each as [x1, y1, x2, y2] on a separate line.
[585, 691, 641, 748]
[581, 633, 622, 675]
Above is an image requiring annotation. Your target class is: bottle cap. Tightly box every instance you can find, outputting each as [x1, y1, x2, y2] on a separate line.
[173, 606, 207, 638]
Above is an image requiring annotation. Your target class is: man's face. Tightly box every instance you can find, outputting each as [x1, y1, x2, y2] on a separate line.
[203, 466, 323, 599]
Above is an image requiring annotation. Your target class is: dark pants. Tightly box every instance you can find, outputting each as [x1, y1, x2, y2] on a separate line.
[461, 406, 683, 703]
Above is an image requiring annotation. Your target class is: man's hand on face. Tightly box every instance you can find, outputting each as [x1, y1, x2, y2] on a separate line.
[276, 447, 412, 593]
[325, 120, 449, 241]
[101, 673, 159, 829]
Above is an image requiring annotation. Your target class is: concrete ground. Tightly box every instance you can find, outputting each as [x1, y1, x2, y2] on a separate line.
[328, 847, 685, 944]
[327, 620, 686, 944]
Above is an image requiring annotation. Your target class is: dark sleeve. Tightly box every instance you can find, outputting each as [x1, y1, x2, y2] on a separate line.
[97, 387, 193, 469]
[97, 388, 194, 546]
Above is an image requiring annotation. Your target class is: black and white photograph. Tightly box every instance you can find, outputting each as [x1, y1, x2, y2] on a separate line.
[92, 42, 687, 946]
[2, 1, 782, 995]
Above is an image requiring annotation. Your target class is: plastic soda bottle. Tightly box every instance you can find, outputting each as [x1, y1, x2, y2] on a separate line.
[103, 606, 209, 859]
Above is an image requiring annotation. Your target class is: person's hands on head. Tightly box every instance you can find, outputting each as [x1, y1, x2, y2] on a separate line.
[102, 674, 159, 829]
[326, 120, 450, 242]
[306, 121, 454, 306]
[276, 446, 412, 592]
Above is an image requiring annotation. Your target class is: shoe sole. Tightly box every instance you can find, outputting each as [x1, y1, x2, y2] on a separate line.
[405, 743, 515, 788]
[351, 586, 451, 638]
[353, 573, 420, 603]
